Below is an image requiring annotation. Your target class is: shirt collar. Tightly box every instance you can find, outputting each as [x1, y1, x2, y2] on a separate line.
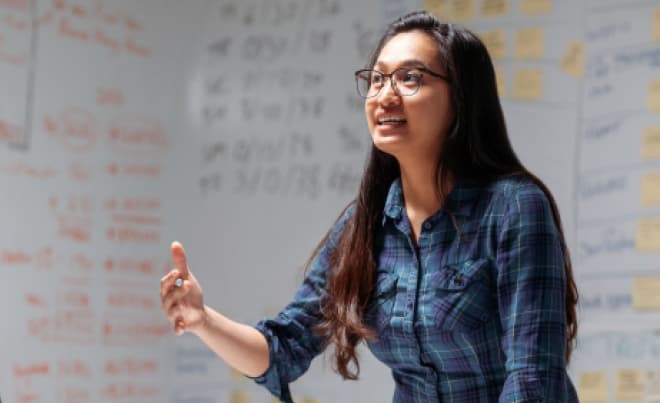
[445, 177, 482, 217]
[381, 176, 482, 226]
[382, 178, 404, 225]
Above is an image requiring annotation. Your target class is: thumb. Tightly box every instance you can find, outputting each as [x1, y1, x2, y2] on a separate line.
[171, 241, 190, 279]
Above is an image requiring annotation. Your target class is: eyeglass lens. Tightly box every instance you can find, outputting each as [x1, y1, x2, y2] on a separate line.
[356, 69, 422, 98]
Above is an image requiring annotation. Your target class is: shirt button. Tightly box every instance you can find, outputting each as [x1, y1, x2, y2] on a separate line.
[453, 275, 464, 286]
[423, 222, 432, 230]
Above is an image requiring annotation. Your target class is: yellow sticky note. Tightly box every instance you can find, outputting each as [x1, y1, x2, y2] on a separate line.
[301, 397, 323, 403]
[615, 369, 645, 401]
[561, 41, 585, 79]
[520, 0, 552, 15]
[480, 30, 507, 60]
[641, 173, 660, 207]
[424, 0, 449, 19]
[512, 68, 543, 100]
[637, 219, 660, 251]
[649, 80, 660, 112]
[578, 371, 608, 403]
[229, 390, 250, 403]
[642, 127, 660, 160]
[633, 277, 660, 309]
[495, 67, 507, 97]
[482, 0, 509, 17]
[653, 9, 660, 42]
[515, 28, 544, 60]
[449, 0, 475, 21]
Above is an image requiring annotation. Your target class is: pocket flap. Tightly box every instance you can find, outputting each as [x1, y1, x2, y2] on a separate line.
[372, 273, 398, 297]
[436, 258, 490, 291]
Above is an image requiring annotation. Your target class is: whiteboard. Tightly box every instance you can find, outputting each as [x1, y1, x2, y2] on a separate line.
[2, 0, 660, 402]
[0, 0, 200, 401]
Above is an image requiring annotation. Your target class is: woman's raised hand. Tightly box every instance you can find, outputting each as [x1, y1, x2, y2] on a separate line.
[160, 241, 206, 335]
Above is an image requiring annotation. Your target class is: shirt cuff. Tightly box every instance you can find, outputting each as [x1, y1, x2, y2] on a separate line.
[247, 320, 294, 403]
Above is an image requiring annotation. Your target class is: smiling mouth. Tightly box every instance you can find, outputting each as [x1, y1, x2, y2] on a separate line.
[377, 117, 407, 126]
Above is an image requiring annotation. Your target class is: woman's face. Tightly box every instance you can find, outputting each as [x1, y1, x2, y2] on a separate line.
[365, 31, 454, 164]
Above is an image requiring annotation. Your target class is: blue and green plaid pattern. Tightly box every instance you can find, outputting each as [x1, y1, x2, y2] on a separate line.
[252, 177, 578, 402]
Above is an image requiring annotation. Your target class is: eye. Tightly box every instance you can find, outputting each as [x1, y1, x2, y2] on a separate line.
[370, 73, 384, 86]
[400, 70, 422, 84]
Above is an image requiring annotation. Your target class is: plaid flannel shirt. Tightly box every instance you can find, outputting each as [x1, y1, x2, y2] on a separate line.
[252, 177, 578, 402]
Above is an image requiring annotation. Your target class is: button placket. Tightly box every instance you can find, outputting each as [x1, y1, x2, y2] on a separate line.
[403, 258, 417, 331]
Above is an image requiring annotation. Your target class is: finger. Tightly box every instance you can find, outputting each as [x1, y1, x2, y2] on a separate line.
[164, 300, 181, 322]
[160, 269, 181, 298]
[167, 304, 186, 335]
[162, 282, 190, 314]
[171, 241, 190, 279]
[174, 318, 185, 335]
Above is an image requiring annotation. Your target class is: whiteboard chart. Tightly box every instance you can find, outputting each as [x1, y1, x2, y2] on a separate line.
[1, 0, 660, 402]
[0, 0, 199, 402]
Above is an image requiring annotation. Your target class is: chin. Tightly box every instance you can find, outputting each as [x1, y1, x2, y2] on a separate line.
[372, 137, 405, 158]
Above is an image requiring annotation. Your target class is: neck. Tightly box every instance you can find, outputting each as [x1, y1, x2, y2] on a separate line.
[398, 158, 453, 219]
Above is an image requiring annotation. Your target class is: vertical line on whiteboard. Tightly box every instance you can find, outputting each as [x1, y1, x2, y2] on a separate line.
[286, 0, 311, 122]
[572, 4, 587, 272]
[292, 0, 311, 56]
[23, 0, 40, 152]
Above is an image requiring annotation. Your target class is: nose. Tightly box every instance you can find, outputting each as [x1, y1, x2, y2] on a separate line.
[377, 77, 401, 106]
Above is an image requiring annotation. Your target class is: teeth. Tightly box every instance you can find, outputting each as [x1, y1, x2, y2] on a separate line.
[379, 117, 406, 124]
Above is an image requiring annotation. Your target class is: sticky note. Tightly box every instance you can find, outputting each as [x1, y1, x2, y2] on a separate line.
[578, 371, 608, 403]
[512, 68, 543, 100]
[615, 369, 645, 401]
[480, 30, 507, 60]
[653, 9, 660, 42]
[449, 0, 475, 21]
[515, 28, 544, 60]
[424, 0, 449, 19]
[229, 390, 250, 403]
[301, 397, 323, 403]
[495, 67, 507, 97]
[561, 41, 585, 79]
[647, 369, 660, 401]
[636, 219, 660, 251]
[633, 277, 660, 309]
[641, 173, 660, 206]
[482, 0, 509, 17]
[649, 80, 660, 112]
[520, 0, 552, 15]
[642, 127, 660, 160]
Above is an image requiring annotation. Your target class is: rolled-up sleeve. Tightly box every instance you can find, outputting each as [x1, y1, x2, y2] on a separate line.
[250, 205, 354, 402]
[495, 183, 572, 402]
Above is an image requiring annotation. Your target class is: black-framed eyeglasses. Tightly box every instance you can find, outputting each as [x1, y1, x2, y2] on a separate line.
[354, 66, 448, 99]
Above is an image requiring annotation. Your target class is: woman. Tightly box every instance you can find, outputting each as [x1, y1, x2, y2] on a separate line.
[160, 10, 579, 402]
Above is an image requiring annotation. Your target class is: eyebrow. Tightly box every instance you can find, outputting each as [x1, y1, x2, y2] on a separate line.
[373, 58, 433, 70]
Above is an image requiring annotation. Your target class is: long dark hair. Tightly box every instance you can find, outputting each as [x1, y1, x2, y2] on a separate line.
[313, 10, 578, 380]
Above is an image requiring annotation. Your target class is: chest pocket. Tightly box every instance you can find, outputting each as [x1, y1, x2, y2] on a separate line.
[426, 258, 494, 333]
[364, 272, 398, 333]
